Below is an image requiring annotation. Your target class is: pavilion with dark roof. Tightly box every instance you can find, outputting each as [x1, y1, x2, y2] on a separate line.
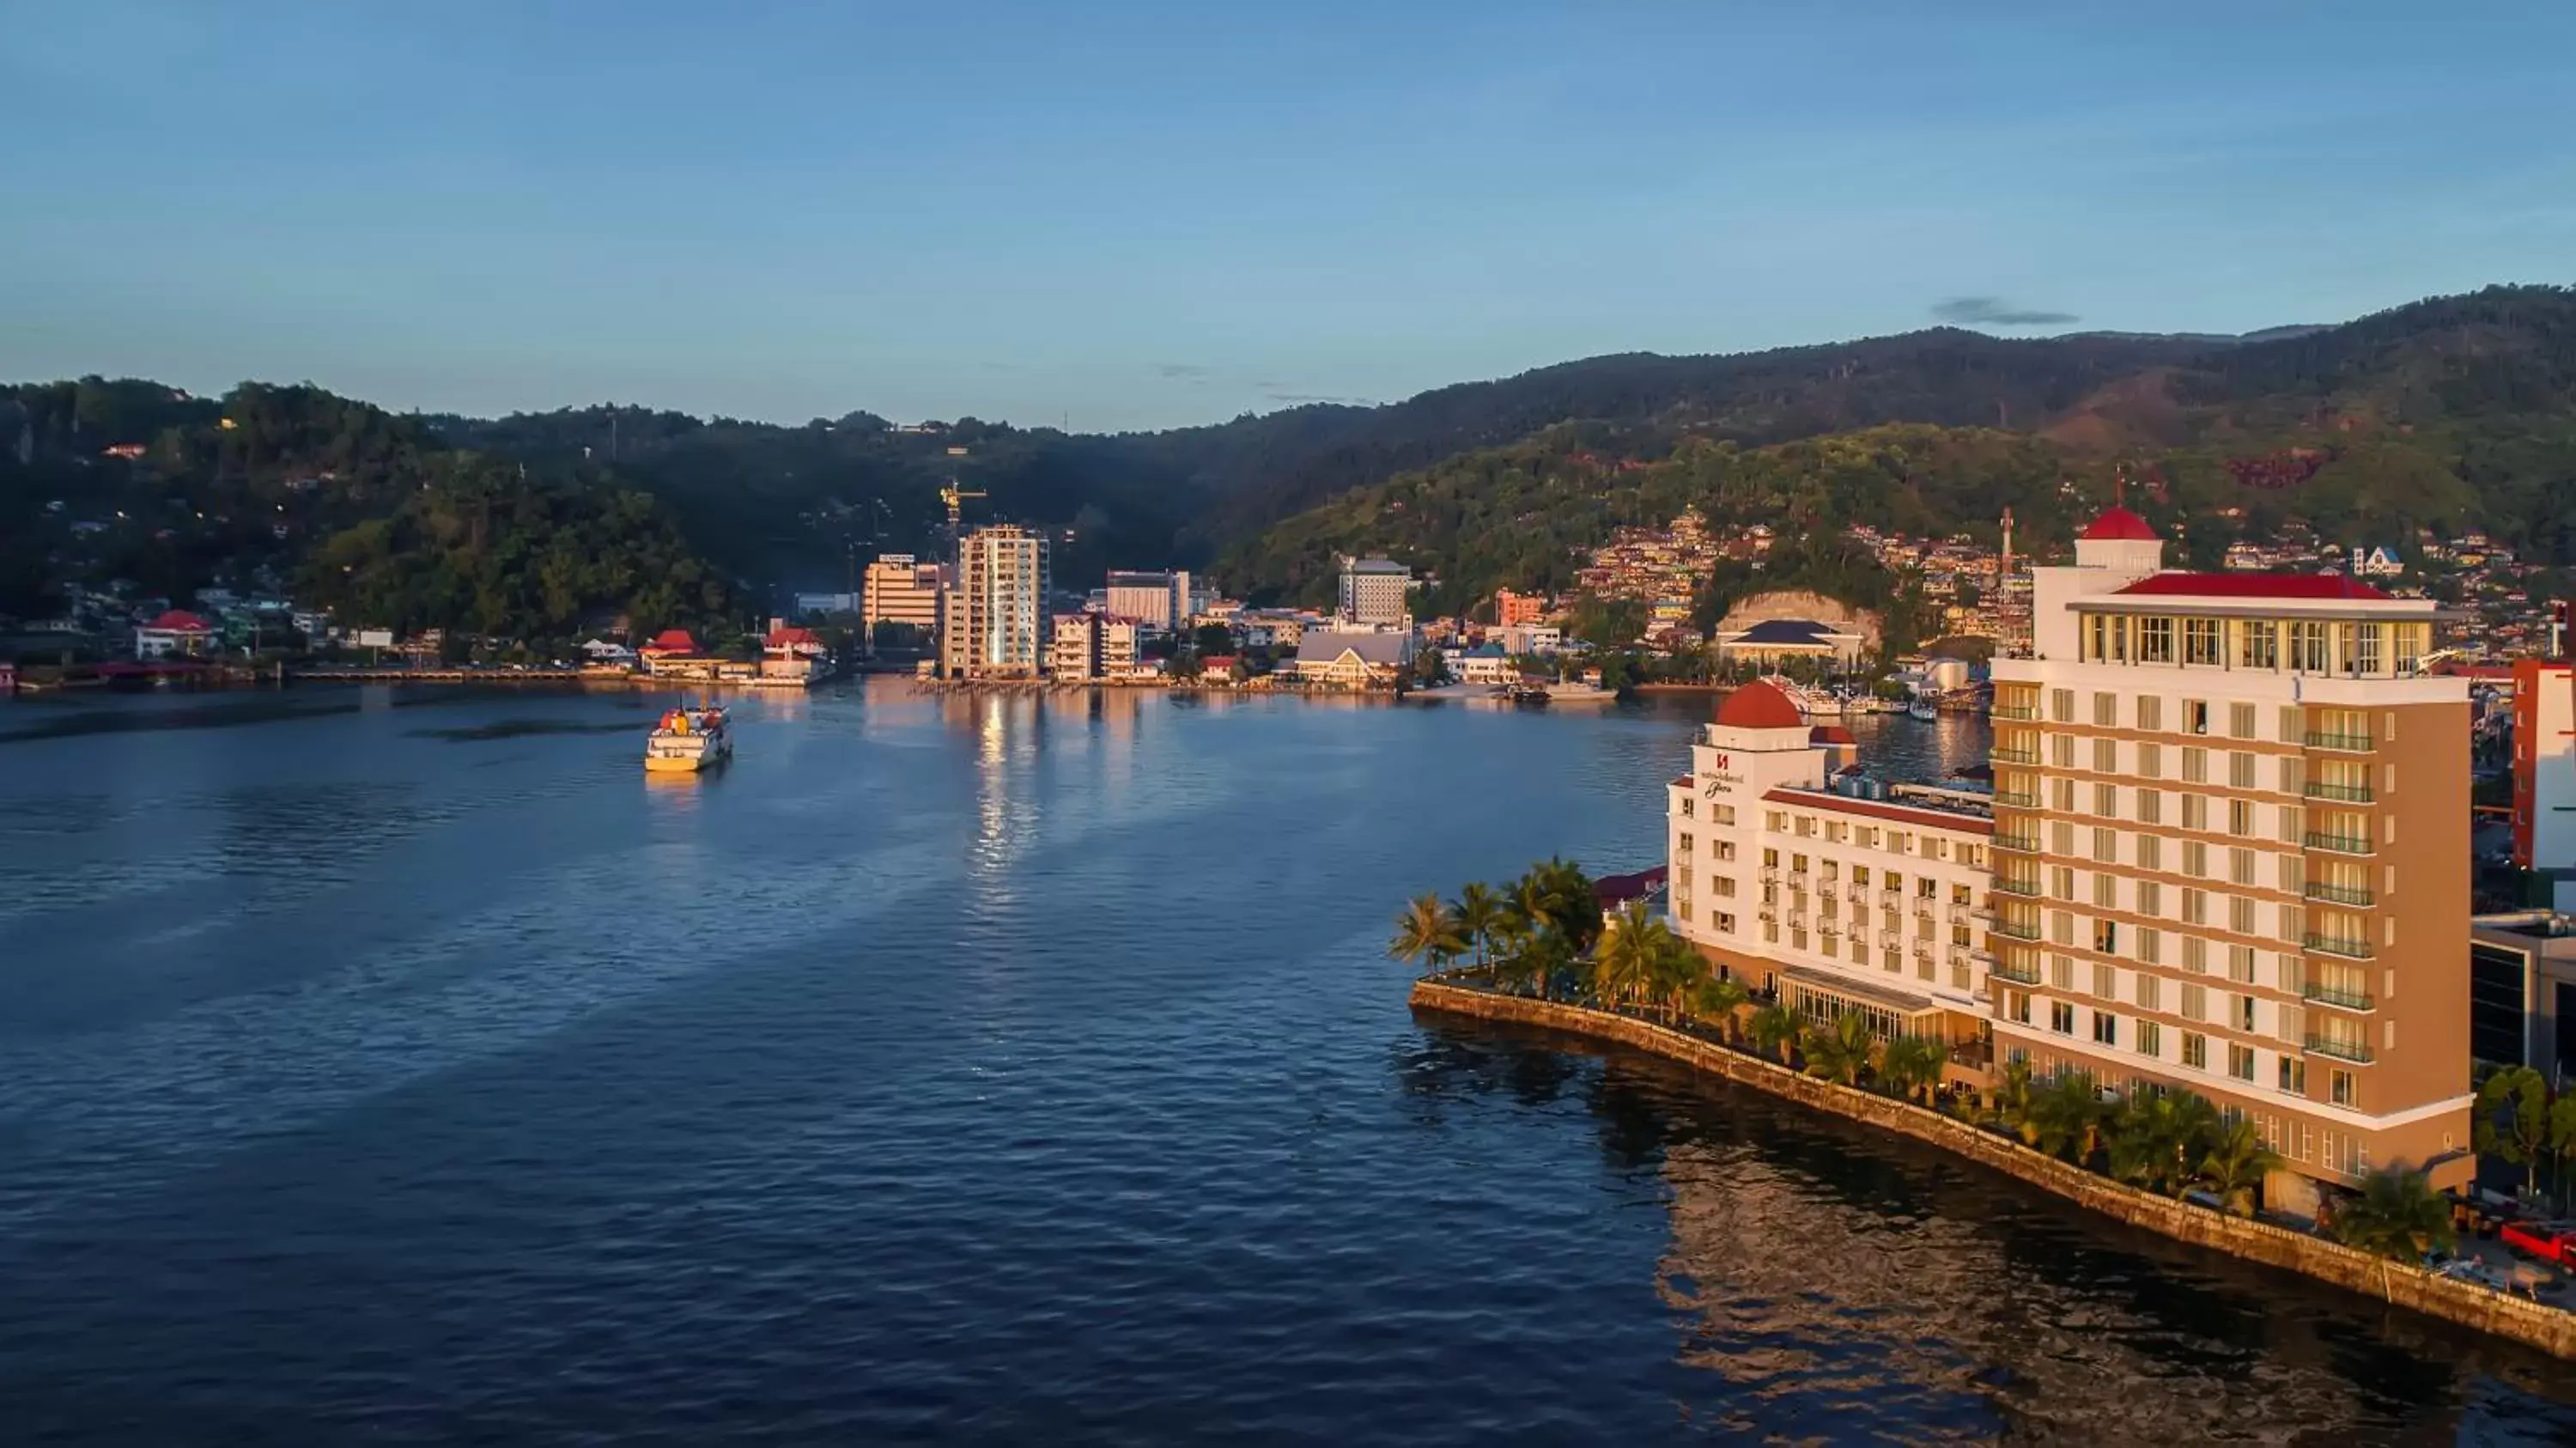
[1712, 616, 1866, 666]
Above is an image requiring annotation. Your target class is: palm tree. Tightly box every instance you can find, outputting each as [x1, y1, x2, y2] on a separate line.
[2029, 1074, 2105, 1165]
[1388, 892, 1467, 976]
[1802, 1012, 1875, 1087]
[1506, 872, 1556, 999]
[1880, 1035, 1949, 1105]
[2331, 1166, 2457, 1267]
[1453, 881, 1504, 970]
[1749, 1003, 1803, 1066]
[1650, 938, 1709, 1022]
[2196, 1117, 2281, 1217]
[1993, 1059, 2040, 1145]
[1695, 975, 1752, 1043]
[1591, 901, 1661, 1010]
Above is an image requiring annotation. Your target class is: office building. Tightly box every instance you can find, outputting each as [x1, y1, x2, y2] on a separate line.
[1338, 557, 1413, 627]
[941, 526, 1051, 678]
[1668, 681, 1999, 1060]
[2511, 658, 2576, 909]
[2469, 912, 2576, 1077]
[1104, 569, 1191, 633]
[1049, 613, 1142, 681]
[1987, 505, 2472, 1205]
[861, 554, 945, 652]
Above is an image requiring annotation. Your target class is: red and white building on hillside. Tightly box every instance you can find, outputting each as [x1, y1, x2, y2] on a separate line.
[1987, 504, 2473, 1204]
[1668, 679, 2002, 1056]
[134, 609, 215, 660]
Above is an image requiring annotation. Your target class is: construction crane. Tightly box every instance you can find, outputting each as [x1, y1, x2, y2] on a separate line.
[939, 482, 986, 564]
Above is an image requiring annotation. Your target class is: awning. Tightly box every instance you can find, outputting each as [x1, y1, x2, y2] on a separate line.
[1779, 964, 1946, 1018]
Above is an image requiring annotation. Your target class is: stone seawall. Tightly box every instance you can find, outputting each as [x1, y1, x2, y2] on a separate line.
[1410, 979, 2576, 1361]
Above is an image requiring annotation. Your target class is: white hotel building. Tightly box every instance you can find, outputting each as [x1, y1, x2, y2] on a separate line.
[1668, 680, 2001, 1058]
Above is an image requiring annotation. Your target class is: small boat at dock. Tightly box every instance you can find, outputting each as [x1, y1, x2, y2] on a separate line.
[645, 704, 732, 773]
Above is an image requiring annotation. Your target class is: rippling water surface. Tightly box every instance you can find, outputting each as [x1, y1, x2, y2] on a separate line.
[1, 683, 2570, 1445]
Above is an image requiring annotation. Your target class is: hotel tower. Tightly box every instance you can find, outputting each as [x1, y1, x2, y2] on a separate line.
[1987, 506, 2473, 1208]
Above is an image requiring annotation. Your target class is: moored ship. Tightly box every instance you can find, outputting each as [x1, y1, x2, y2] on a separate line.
[644, 705, 732, 773]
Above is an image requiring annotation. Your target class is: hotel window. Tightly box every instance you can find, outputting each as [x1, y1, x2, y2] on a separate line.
[1856, 827, 1875, 847]
[2052, 779, 2076, 812]
[2183, 840, 2208, 876]
[2051, 821, 2075, 855]
[2051, 955, 2075, 990]
[1882, 908, 1899, 932]
[2241, 622, 2278, 670]
[2278, 705, 2303, 745]
[2051, 1001, 2075, 1035]
[1792, 854, 1809, 873]
[2232, 993, 2257, 1031]
[2184, 618, 2222, 666]
[2277, 806, 2302, 845]
[1716, 805, 1737, 825]
[1767, 812, 1787, 832]
[2230, 751, 2256, 790]
[2183, 1032, 2208, 1069]
[2228, 1043, 2257, 1081]
[2138, 834, 2162, 873]
[2290, 620, 2330, 673]
[1682, 797, 1695, 818]
[1893, 832, 1912, 855]
[2184, 700, 2209, 735]
[2085, 613, 2111, 661]
[2136, 972, 2161, 1010]
[2008, 991, 2032, 1025]
[2093, 783, 2117, 818]
[2182, 795, 2207, 831]
[2230, 846, 2256, 885]
[2051, 733, 2076, 768]
[1883, 948, 1902, 973]
[2139, 928, 2162, 966]
[2280, 1057, 2306, 1095]
[2182, 747, 2208, 784]
[1850, 938, 1866, 964]
[2137, 1021, 2164, 1057]
[2051, 865, 2075, 899]
[2394, 623, 2425, 675]
[1795, 816, 1814, 837]
[1884, 871, 1902, 894]
[1763, 848, 1779, 868]
[2181, 983, 2207, 1020]
[2093, 739, 2117, 775]
[2093, 920, 2119, 954]
[1821, 860, 1840, 882]
[2136, 788, 2161, 825]
[1927, 839, 1948, 861]
[1716, 912, 1737, 934]
[2184, 937, 2208, 973]
[2229, 940, 2256, 978]
[2050, 688, 2075, 723]
[1826, 822, 1848, 844]
[2353, 623, 2383, 676]
[2137, 697, 2163, 733]
[2230, 703, 2257, 738]
[2093, 828, 2117, 863]
[2229, 800, 2255, 837]
[1953, 924, 1971, 946]
[2277, 757, 2303, 794]
[1852, 866, 1871, 887]
[2331, 1068, 2357, 1107]
[2183, 887, 2208, 925]
[1679, 832, 1694, 855]
[1714, 876, 1737, 897]
[2093, 691, 2117, 727]
[2053, 910, 2075, 946]
[1717, 841, 1737, 861]
[2093, 962, 2117, 999]
[1952, 883, 1971, 905]
[2093, 871, 2117, 907]
[2136, 880, 2162, 916]
[2140, 617, 2175, 663]
[2093, 1012, 2119, 1045]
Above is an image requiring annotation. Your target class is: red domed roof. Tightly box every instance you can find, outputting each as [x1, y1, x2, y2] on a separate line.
[1809, 724, 1856, 745]
[1716, 680, 1804, 729]
[2081, 506, 2159, 541]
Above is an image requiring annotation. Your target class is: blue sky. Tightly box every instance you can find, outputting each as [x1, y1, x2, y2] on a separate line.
[3, 0, 2571, 430]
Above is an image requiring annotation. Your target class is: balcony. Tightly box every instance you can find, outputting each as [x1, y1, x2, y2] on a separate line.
[1759, 867, 1781, 884]
[1990, 958, 2043, 984]
[2305, 832, 2375, 857]
[1990, 745, 2041, 766]
[2303, 781, 2375, 804]
[2305, 731, 2374, 753]
[2301, 982, 2378, 1012]
[1819, 883, 1839, 902]
[1992, 702, 2040, 721]
[1994, 833, 2041, 855]
[1994, 791, 2040, 810]
[2304, 933, 2376, 961]
[2304, 879, 2376, 908]
[1991, 917, 2044, 941]
[1995, 877, 2043, 897]
[2304, 1034, 2375, 1065]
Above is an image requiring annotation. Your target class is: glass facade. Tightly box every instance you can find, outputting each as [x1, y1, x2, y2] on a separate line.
[2469, 942, 2529, 1068]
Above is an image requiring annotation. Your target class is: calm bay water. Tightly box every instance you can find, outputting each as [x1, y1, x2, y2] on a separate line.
[1, 682, 2571, 1445]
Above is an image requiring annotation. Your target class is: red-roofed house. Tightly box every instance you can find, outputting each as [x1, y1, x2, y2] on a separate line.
[759, 622, 829, 686]
[641, 629, 700, 656]
[135, 609, 215, 660]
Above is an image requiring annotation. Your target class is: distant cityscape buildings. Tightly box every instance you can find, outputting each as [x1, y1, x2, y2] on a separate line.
[861, 553, 945, 652]
[1103, 569, 1192, 633]
[1337, 557, 1413, 627]
[940, 525, 1050, 679]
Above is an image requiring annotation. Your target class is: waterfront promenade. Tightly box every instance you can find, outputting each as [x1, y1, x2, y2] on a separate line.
[1410, 972, 2576, 1360]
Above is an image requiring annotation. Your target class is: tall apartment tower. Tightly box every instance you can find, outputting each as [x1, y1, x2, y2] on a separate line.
[1988, 505, 2471, 1209]
[941, 525, 1052, 678]
[1338, 557, 1413, 627]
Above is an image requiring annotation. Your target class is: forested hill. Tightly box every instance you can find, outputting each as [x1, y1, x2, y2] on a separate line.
[0, 380, 731, 637]
[1223, 284, 2576, 610]
[8, 283, 2573, 626]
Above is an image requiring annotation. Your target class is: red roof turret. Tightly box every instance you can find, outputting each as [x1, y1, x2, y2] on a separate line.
[2080, 506, 2159, 541]
[1715, 679, 1805, 729]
